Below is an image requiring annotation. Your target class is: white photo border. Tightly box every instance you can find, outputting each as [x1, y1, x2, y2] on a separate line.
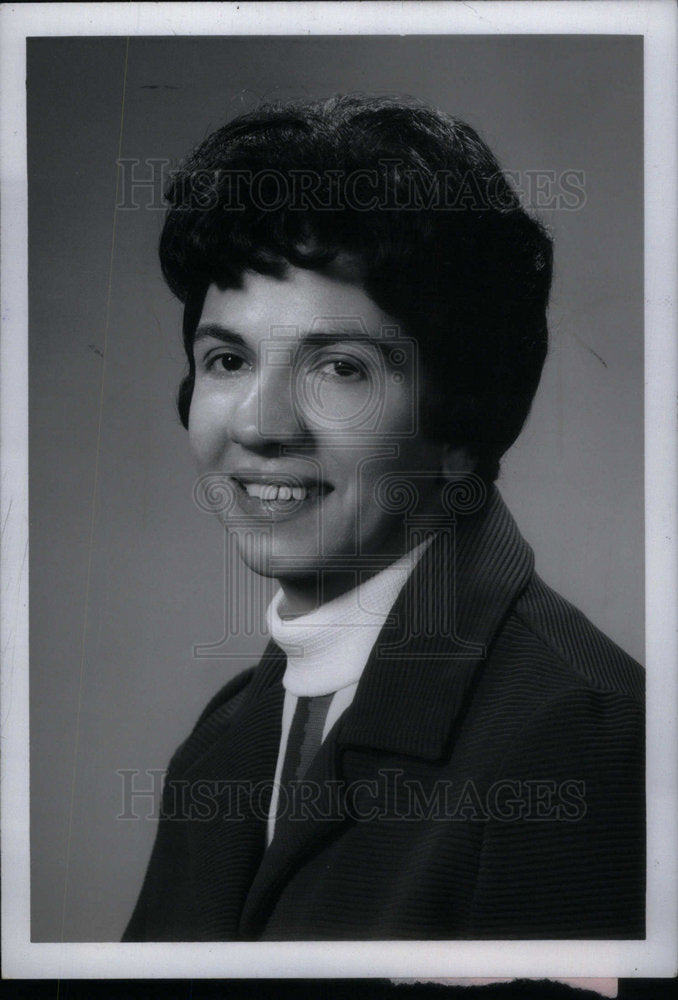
[1, 0, 676, 981]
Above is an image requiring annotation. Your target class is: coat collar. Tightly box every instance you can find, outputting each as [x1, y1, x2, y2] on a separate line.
[250, 487, 535, 763]
[334, 486, 534, 762]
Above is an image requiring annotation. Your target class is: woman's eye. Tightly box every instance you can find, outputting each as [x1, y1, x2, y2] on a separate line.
[319, 359, 365, 380]
[209, 352, 248, 374]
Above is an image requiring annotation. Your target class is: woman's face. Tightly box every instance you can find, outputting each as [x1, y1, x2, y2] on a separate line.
[189, 264, 463, 585]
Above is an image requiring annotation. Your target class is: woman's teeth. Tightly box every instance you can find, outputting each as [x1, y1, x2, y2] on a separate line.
[242, 483, 309, 501]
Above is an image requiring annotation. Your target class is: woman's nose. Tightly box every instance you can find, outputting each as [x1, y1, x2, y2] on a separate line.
[228, 365, 306, 450]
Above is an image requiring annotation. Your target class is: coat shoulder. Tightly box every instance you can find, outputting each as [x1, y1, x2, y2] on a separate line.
[512, 574, 644, 703]
[196, 664, 258, 727]
[168, 640, 286, 775]
[168, 665, 257, 775]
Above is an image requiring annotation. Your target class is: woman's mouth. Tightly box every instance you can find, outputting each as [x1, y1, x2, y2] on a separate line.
[240, 482, 315, 502]
[231, 476, 332, 517]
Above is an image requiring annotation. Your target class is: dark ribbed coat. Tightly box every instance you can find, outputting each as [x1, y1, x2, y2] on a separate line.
[124, 490, 645, 941]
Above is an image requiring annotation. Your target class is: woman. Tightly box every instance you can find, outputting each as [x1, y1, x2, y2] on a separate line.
[124, 95, 644, 941]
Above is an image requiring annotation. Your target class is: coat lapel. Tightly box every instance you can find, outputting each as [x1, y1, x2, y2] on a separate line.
[239, 488, 535, 938]
[180, 643, 285, 938]
[238, 727, 347, 938]
[339, 487, 535, 760]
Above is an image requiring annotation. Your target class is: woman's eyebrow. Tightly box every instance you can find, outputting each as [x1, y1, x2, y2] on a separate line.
[194, 324, 393, 347]
[300, 331, 398, 361]
[193, 323, 399, 362]
[193, 323, 246, 346]
[299, 333, 367, 348]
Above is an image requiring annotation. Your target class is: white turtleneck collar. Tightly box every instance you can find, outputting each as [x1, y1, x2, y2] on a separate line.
[267, 536, 434, 698]
[265, 536, 434, 845]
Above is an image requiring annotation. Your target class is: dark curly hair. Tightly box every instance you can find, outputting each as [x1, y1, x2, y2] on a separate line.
[160, 95, 553, 482]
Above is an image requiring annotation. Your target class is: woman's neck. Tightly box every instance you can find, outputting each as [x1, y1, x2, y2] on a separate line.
[277, 569, 368, 618]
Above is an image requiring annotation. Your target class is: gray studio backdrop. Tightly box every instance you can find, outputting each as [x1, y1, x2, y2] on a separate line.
[28, 35, 643, 941]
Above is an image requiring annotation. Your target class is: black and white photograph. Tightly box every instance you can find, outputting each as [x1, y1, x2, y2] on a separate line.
[1, 0, 676, 990]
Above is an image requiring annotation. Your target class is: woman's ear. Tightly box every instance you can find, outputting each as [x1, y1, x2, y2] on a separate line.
[440, 445, 475, 477]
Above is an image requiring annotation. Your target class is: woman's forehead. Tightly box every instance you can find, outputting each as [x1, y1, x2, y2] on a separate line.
[198, 267, 400, 342]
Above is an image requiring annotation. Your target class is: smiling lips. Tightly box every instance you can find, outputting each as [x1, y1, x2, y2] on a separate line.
[232, 476, 331, 504]
[243, 482, 308, 501]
